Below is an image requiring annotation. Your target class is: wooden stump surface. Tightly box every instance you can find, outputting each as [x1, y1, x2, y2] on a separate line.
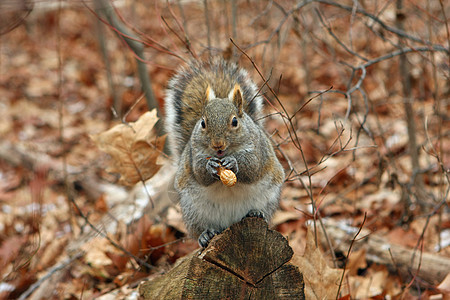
[139, 217, 304, 299]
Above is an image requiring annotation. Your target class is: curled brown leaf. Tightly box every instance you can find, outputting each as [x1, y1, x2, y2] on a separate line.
[91, 110, 166, 186]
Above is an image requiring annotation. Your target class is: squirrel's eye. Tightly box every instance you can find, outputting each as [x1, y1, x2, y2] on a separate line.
[201, 119, 206, 129]
[231, 116, 238, 127]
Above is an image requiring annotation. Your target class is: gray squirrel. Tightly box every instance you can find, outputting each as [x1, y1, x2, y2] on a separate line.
[164, 58, 284, 247]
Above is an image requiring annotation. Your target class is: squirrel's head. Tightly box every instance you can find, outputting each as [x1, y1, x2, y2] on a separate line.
[194, 84, 246, 158]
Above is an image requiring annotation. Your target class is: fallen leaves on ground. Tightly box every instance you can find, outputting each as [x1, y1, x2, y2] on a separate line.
[91, 110, 166, 186]
[292, 226, 342, 299]
[0, 0, 448, 298]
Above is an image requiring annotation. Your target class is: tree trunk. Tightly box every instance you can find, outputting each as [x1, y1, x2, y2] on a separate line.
[139, 217, 305, 299]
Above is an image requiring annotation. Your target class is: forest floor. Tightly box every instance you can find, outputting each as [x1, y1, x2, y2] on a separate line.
[0, 0, 449, 299]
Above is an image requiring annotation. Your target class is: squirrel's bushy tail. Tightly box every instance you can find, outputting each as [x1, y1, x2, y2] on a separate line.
[164, 58, 265, 159]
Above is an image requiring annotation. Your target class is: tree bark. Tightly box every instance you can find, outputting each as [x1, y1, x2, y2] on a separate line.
[139, 217, 305, 299]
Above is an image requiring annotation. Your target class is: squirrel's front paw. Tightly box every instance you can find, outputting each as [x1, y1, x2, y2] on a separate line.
[206, 158, 222, 179]
[198, 228, 221, 248]
[221, 156, 239, 174]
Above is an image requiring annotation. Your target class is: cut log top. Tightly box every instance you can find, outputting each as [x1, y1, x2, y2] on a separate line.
[139, 217, 305, 299]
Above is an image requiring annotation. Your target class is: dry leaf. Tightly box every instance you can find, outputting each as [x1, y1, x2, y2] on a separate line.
[350, 267, 388, 298]
[438, 273, 450, 296]
[345, 248, 367, 277]
[91, 110, 166, 186]
[34, 236, 68, 272]
[166, 206, 187, 234]
[272, 210, 302, 226]
[82, 236, 117, 268]
[292, 226, 342, 300]
[123, 215, 153, 257]
[0, 235, 28, 272]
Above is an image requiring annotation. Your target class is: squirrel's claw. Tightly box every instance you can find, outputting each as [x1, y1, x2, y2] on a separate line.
[198, 228, 221, 248]
[220, 156, 239, 174]
[244, 209, 266, 220]
[206, 158, 221, 179]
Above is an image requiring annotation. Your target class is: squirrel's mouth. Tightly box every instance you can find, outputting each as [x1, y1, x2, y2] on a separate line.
[216, 150, 225, 158]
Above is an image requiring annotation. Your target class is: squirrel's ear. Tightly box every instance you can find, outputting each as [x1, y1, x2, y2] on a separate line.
[206, 85, 216, 101]
[229, 84, 243, 116]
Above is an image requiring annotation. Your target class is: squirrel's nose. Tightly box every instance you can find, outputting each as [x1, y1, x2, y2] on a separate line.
[211, 141, 226, 151]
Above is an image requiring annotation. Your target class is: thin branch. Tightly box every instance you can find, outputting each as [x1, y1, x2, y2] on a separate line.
[292, 86, 333, 120]
[165, 0, 197, 59]
[161, 15, 197, 59]
[69, 194, 154, 270]
[336, 212, 367, 299]
[18, 252, 83, 300]
[230, 39, 339, 263]
[315, 0, 448, 50]
[94, 5, 120, 116]
[203, 0, 211, 51]
[89, 0, 162, 135]
[251, 0, 448, 55]
[315, 8, 369, 62]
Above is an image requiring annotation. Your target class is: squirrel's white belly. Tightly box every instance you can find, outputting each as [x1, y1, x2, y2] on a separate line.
[188, 178, 279, 231]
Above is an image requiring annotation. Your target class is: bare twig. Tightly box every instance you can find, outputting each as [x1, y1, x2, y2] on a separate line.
[336, 212, 367, 299]
[18, 252, 83, 300]
[315, 0, 448, 50]
[230, 39, 341, 267]
[250, 0, 448, 55]
[203, 0, 211, 51]
[292, 86, 333, 120]
[113, 2, 185, 61]
[69, 193, 154, 270]
[94, 3, 120, 116]
[0, 0, 33, 35]
[231, 0, 237, 44]
[395, 0, 427, 208]
[161, 16, 197, 59]
[90, 0, 161, 134]
[165, 0, 197, 59]
[315, 8, 369, 62]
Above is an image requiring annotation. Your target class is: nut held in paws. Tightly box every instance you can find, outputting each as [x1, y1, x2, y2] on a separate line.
[217, 167, 237, 187]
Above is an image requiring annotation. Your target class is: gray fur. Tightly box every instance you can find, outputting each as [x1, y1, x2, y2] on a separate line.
[164, 59, 264, 160]
[164, 59, 284, 247]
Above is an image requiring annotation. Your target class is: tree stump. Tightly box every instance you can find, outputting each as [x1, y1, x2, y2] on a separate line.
[139, 217, 304, 299]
